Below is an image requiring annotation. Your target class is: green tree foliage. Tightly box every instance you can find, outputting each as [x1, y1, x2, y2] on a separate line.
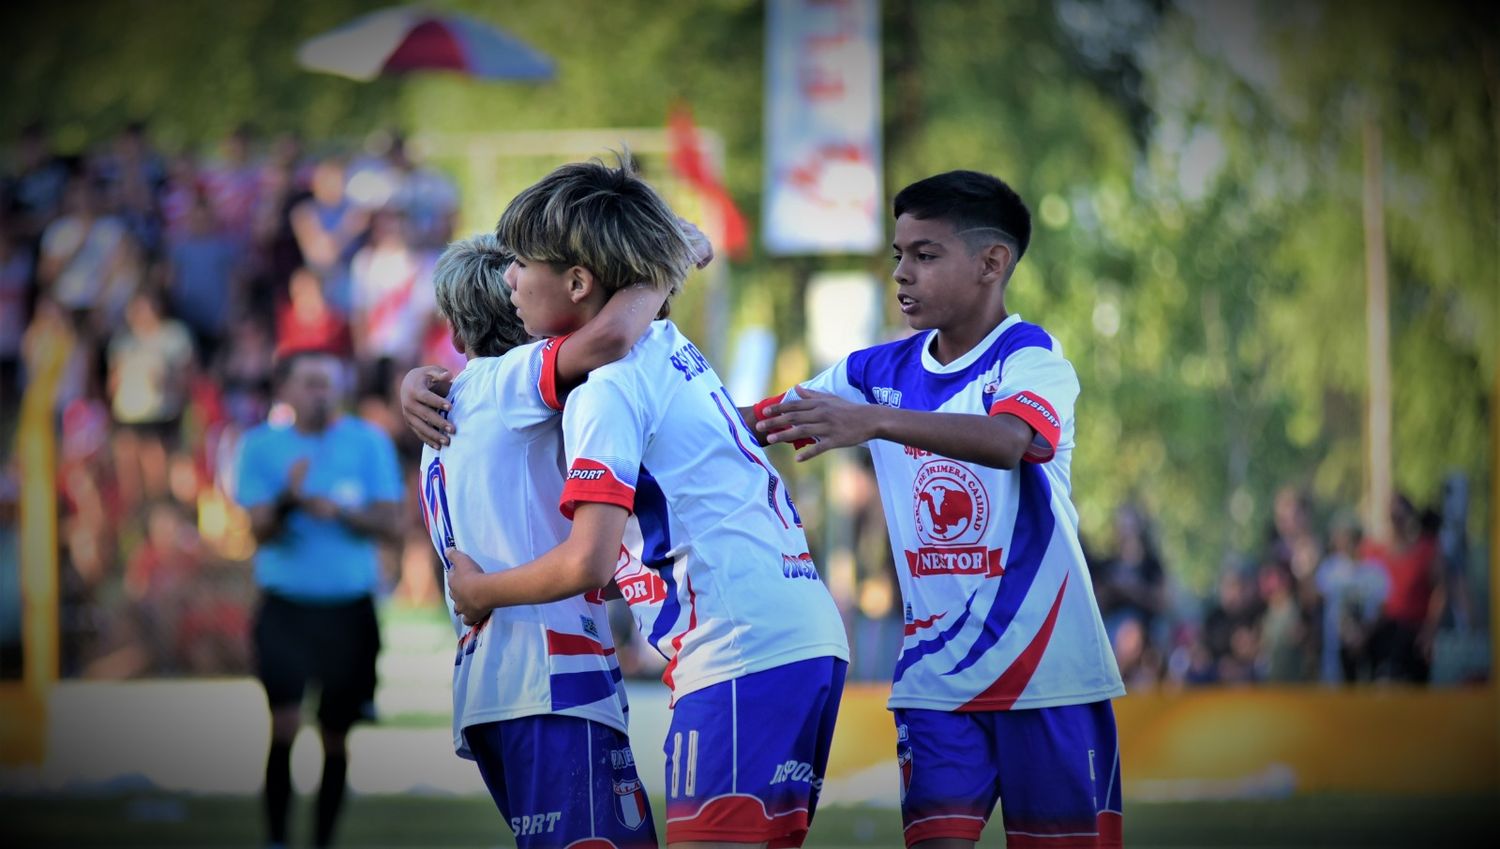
[0, 0, 1489, 589]
[0, 0, 402, 149]
[1142, 0, 1496, 573]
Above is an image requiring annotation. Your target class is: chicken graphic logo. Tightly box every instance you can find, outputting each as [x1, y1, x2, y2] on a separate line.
[912, 460, 988, 545]
[907, 459, 1003, 579]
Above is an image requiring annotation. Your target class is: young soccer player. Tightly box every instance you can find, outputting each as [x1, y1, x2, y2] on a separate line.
[439, 158, 850, 849]
[415, 230, 706, 849]
[752, 170, 1126, 849]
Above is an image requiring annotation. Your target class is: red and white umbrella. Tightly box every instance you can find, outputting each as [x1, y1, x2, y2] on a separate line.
[297, 5, 554, 82]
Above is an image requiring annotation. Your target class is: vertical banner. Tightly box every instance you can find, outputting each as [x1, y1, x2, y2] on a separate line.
[763, 0, 882, 256]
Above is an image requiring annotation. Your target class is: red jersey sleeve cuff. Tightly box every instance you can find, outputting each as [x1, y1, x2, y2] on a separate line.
[752, 392, 785, 423]
[537, 333, 574, 411]
[989, 391, 1062, 463]
[559, 458, 636, 519]
[752, 390, 815, 450]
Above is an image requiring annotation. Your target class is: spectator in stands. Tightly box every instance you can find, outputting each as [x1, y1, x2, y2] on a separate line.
[1113, 615, 1164, 690]
[1367, 493, 1444, 683]
[1174, 631, 1220, 687]
[94, 121, 167, 259]
[1270, 485, 1323, 590]
[348, 207, 434, 404]
[1256, 557, 1309, 682]
[200, 123, 261, 249]
[1314, 512, 1389, 684]
[276, 266, 352, 360]
[1091, 504, 1169, 659]
[290, 158, 367, 315]
[107, 289, 195, 507]
[385, 135, 458, 251]
[4, 121, 70, 247]
[166, 195, 241, 366]
[1202, 563, 1262, 684]
[125, 500, 203, 602]
[38, 177, 132, 331]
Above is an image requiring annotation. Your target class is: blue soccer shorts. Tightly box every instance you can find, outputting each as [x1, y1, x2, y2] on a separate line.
[662, 655, 847, 848]
[894, 700, 1122, 848]
[463, 714, 658, 849]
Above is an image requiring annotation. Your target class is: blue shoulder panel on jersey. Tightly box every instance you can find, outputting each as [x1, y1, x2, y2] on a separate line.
[845, 322, 1055, 413]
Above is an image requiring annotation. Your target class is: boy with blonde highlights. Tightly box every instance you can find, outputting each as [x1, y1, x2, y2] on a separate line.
[442, 158, 849, 849]
[415, 228, 702, 849]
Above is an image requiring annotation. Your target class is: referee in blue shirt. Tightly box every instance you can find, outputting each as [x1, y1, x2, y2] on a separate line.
[235, 348, 403, 849]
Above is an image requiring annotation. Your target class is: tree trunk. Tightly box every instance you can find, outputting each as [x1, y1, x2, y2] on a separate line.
[1361, 104, 1393, 544]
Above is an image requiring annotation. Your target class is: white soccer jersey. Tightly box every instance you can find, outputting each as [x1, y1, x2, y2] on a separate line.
[552, 321, 849, 701]
[767, 314, 1123, 712]
[417, 340, 627, 758]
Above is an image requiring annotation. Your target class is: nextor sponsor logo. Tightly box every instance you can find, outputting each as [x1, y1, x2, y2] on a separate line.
[905, 545, 1005, 578]
[618, 572, 668, 605]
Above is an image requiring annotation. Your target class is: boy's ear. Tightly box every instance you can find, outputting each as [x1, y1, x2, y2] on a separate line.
[565, 265, 597, 304]
[979, 241, 1014, 285]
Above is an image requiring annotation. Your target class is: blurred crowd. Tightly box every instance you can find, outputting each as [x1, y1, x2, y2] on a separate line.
[0, 122, 1485, 690]
[0, 121, 461, 678]
[1088, 484, 1481, 690]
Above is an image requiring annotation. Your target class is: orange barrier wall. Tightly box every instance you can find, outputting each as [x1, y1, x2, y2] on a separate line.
[826, 683, 1499, 798]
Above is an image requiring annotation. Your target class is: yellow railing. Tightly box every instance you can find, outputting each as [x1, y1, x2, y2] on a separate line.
[0, 314, 69, 765]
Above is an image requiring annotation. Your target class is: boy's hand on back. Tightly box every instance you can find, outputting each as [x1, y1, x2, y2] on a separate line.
[445, 547, 491, 626]
[756, 388, 877, 462]
[401, 366, 454, 449]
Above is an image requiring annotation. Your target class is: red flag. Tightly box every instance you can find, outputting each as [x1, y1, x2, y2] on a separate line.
[668, 105, 749, 260]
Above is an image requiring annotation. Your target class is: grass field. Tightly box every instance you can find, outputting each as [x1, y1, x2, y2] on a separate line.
[4, 792, 1497, 848]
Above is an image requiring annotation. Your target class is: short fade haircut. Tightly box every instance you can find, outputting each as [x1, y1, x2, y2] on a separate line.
[495, 154, 693, 299]
[433, 233, 528, 358]
[893, 170, 1032, 264]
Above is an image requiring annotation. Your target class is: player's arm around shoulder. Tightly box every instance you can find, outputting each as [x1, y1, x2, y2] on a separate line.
[540, 217, 714, 403]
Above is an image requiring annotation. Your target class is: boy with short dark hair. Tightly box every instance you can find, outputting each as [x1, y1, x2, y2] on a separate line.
[753, 170, 1125, 849]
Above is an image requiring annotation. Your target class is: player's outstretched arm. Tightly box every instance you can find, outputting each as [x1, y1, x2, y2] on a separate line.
[445, 502, 628, 624]
[757, 387, 1034, 468]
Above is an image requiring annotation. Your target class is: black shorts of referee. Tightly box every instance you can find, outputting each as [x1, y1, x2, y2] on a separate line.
[253, 591, 381, 732]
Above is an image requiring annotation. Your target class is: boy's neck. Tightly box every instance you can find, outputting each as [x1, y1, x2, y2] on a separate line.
[566, 289, 610, 333]
[931, 305, 1010, 365]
